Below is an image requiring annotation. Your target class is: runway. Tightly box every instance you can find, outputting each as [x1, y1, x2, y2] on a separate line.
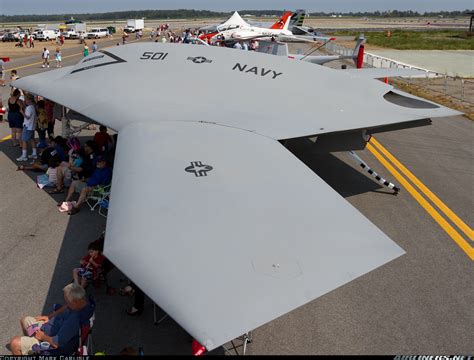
[0, 40, 472, 355]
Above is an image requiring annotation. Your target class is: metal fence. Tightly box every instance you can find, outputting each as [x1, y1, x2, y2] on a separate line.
[324, 42, 474, 104]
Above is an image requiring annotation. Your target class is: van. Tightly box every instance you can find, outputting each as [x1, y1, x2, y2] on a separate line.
[36, 29, 59, 41]
[87, 28, 109, 39]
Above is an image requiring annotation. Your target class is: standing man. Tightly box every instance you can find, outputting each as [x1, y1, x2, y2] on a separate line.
[17, 94, 37, 162]
[0, 57, 5, 87]
[92, 41, 98, 53]
[41, 47, 50, 68]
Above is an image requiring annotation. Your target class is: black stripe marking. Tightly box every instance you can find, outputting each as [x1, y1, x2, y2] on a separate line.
[70, 50, 127, 74]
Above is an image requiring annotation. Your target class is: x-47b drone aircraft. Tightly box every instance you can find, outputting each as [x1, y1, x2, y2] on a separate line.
[14, 43, 460, 351]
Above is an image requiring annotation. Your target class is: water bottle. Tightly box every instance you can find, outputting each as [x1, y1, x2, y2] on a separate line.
[138, 346, 144, 356]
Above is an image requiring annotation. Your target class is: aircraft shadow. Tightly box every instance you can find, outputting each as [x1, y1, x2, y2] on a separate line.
[284, 137, 385, 197]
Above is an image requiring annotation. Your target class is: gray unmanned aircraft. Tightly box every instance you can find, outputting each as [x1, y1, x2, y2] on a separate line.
[13, 43, 460, 352]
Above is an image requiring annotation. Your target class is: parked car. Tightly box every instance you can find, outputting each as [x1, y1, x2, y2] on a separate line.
[87, 28, 109, 39]
[1, 33, 16, 42]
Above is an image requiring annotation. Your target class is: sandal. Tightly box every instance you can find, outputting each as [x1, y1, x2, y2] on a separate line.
[119, 285, 135, 296]
[68, 207, 80, 215]
[49, 188, 64, 194]
[126, 306, 143, 316]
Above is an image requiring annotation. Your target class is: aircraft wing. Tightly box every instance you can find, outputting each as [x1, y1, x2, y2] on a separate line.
[276, 34, 335, 43]
[104, 120, 405, 350]
[13, 43, 460, 141]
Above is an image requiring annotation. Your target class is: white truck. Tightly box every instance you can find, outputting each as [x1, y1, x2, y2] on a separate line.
[124, 19, 144, 33]
[87, 27, 109, 39]
[63, 23, 87, 39]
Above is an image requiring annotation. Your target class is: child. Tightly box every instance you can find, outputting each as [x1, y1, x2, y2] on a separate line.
[73, 241, 105, 288]
[93, 125, 113, 155]
[55, 48, 62, 68]
[10, 69, 19, 81]
[36, 100, 48, 149]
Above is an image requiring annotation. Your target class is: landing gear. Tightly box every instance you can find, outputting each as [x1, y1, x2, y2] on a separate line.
[348, 150, 400, 195]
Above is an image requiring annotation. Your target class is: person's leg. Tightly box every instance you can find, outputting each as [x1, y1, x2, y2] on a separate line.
[127, 281, 144, 315]
[55, 166, 64, 190]
[47, 121, 55, 139]
[10, 127, 17, 146]
[38, 129, 46, 148]
[17, 128, 28, 160]
[134, 287, 145, 311]
[9, 336, 22, 355]
[64, 180, 78, 202]
[75, 186, 92, 208]
[11, 336, 39, 355]
[31, 163, 47, 172]
[29, 137, 37, 158]
[73, 268, 80, 284]
[14, 128, 21, 146]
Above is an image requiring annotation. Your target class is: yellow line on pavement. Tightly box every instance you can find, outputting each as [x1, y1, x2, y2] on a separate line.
[367, 142, 473, 260]
[1, 134, 12, 142]
[4, 52, 83, 72]
[370, 137, 473, 241]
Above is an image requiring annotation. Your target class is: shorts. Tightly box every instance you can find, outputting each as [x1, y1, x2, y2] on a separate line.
[74, 180, 88, 193]
[76, 267, 93, 281]
[22, 128, 35, 142]
[19, 316, 45, 355]
[0, 71, 4, 80]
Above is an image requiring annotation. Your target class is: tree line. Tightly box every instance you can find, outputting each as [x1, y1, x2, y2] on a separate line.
[0, 9, 472, 23]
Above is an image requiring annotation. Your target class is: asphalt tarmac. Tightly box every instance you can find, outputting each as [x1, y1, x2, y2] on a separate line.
[0, 40, 472, 355]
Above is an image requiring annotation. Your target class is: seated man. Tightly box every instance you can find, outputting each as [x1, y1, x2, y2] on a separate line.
[61, 155, 112, 215]
[9, 283, 94, 355]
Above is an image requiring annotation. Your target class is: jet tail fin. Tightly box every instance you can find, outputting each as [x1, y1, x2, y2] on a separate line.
[289, 9, 306, 30]
[351, 34, 366, 68]
[270, 12, 292, 30]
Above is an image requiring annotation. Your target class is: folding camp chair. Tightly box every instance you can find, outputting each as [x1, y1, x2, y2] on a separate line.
[86, 184, 111, 211]
[222, 332, 253, 355]
[153, 303, 169, 325]
[98, 195, 110, 218]
[77, 308, 95, 355]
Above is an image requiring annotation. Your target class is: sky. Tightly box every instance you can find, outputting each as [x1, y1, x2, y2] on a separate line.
[0, 0, 472, 15]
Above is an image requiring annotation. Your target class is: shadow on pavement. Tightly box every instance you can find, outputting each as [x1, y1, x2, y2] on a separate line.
[285, 137, 383, 197]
